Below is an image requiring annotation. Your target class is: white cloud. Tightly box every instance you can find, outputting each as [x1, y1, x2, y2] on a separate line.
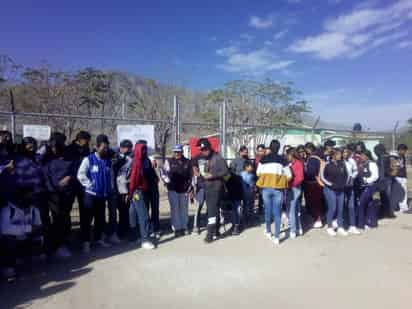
[274, 30, 288, 40]
[217, 48, 294, 75]
[249, 15, 273, 29]
[398, 40, 412, 48]
[216, 46, 239, 57]
[289, 0, 412, 60]
[310, 101, 412, 130]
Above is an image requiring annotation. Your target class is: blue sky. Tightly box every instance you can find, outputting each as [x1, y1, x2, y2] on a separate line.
[1, 0, 412, 130]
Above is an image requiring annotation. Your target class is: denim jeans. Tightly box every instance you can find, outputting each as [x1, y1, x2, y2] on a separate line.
[144, 186, 160, 232]
[324, 187, 344, 228]
[358, 185, 378, 229]
[232, 200, 242, 225]
[287, 187, 302, 234]
[345, 187, 356, 227]
[168, 191, 189, 231]
[262, 188, 283, 238]
[194, 188, 206, 229]
[129, 190, 150, 241]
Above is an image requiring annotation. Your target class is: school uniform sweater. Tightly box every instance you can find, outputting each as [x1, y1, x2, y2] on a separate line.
[321, 160, 348, 192]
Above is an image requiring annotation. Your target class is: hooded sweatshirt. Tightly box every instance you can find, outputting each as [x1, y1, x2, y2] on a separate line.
[256, 153, 291, 190]
[129, 144, 149, 195]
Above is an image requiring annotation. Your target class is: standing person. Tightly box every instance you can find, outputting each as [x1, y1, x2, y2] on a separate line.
[240, 161, 256, 229]
[0, 131, 15, 206]
[255, 144, 266, 215]
[77, 135, 112, 253]
[137, 140, 161, 239]
[374, 144, 396, 219]
[286, 148, 304, 239]
[44, 137, 76, 258]
[161, 145, 192, 237]
[257, 140, 292, 245]
[303, 143, 325, 228]
[230, 146, 254, 224]
[321, 149, 348, 237]
[0, 187, 43, 279]
[65, 131, 91, 244]
[230, 146, 249, 176]
[191, 156, 206, 235]
[196, 138, 229, 244]
[357, 151, 380, 230]
[343, 147, 361, 235]
[128, 143, 155, 250]
[396, 144, 409, 213]
[112, 140, 133, 240]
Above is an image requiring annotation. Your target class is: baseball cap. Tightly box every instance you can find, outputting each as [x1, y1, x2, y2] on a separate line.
[173, 144, 183, 152]
[196, 138, 211, 150]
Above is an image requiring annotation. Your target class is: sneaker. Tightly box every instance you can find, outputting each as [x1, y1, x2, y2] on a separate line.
[264, 231, 272, 240]
[55, 246, 72, 259]
[313, 221, 323, 229]
[365, 225, 371, 231]
[142, 241, 155, 250]
[95, 240, 111, 248]
[2, 267, 16, 279]
[348, 226, 361, 235]
[327, 228, 337, 236]
[82, 242, 91, 254]
[337, 228, 348, 236]
[299, 228, 304, 236]
[107, 234, 121, 245]
[290, 232, 297, 239]
[332, 220, 338, 229]
[154, 232, 161, 240]
[272, 237, 280, 245]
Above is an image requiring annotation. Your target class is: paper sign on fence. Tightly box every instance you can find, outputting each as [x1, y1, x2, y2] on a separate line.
[116, 125, 155, 151]
[23, 125, 51, 141]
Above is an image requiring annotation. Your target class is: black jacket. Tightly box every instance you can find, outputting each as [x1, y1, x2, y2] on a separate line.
[166, 157, 192, 193]
[321, 160, 348, 192]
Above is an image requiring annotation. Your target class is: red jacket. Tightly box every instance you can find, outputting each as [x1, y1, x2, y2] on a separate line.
[128, 143, 149, 196]
[289, 159, 304, 188]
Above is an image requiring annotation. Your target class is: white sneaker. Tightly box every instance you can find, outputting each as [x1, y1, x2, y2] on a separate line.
[299, 228, 304, 236]
[290, 232, 297, 239]
[95, 240, 111, 248]
[365, 225, 371, 231]
[55, 246, 72, 259]
[332, 220, 338, 229]
[327, 228, 337, 236]
[82, 242, 91, 254]
[313, 221, 323, 229]
[107, 234, 121, 245]
[272, 237, 280, 245]
[264, 231, 272, 240]
[2, 267, 16, 279]
[337, 228, 348, 236]
[348, 226, 361, 235]
[142, 241, 155, 250]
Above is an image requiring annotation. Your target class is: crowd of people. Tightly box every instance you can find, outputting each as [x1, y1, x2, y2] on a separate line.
[0, 128, 410, 280]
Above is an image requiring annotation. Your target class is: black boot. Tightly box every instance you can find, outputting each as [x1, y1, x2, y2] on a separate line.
[232, 224, 241, 236]
[204, 225, 215, 244]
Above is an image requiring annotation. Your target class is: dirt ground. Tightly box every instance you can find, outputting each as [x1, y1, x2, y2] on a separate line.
[1, 210, 412, 309]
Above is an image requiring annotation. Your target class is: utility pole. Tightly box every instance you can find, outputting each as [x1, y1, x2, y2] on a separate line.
[392, 121, 399, 151]
[220, 99, 227, 158]
[173, 96, 180, 145]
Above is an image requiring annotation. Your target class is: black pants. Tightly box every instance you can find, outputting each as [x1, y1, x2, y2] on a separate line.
[205, 187, 223, 235]
[144, 186, 160, 232]
[80, 193, 106, 242]
[1, 236, 43, 268]
[379, 178, 395, 217]
[117, 194, 130, 238]
[48, 192, 75, 251]
[34, 192, 51, 252]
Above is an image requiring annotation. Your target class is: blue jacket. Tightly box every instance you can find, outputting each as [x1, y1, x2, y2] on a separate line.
[77, 153, 112, 198]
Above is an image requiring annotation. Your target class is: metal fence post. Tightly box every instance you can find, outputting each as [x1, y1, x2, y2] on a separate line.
[220, 99, 227, 158]
[173, 95, 180, 145]
[392, 121, 399, 151]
